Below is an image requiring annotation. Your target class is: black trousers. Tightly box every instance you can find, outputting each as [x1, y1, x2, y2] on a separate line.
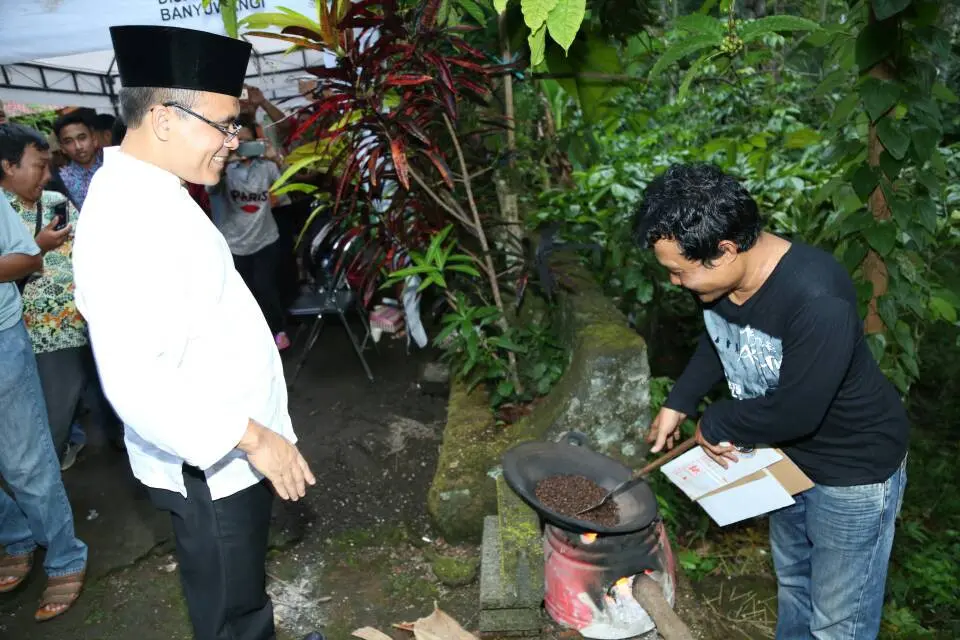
[148, 466, 276, 640]
[35, 346, 86, 457]
[234, 240, 285, 336]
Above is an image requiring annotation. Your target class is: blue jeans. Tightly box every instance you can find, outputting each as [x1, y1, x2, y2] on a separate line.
[770, 457, 907, 639]
[0, 320, 88, 577]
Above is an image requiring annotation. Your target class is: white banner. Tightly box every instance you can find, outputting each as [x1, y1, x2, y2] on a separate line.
[0, 0, 321, 65]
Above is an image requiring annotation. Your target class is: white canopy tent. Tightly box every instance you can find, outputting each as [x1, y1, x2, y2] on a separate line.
[0, 0, 335, 113]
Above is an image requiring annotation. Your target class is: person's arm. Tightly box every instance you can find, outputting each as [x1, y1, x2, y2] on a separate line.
[0, 198, 42, 281]
[663, 331, 726, 417]
[247, 85, 293, 141]
[699, 296, 859, 446]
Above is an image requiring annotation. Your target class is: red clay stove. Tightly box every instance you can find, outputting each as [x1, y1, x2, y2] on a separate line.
[501, 440, 679, 640]
[544, 522, 676, 639]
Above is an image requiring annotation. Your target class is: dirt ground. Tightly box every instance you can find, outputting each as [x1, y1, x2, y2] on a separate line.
[0, 322, 778, 640]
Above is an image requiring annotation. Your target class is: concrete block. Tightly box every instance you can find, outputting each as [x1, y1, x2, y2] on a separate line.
[478, 609, 543, 636]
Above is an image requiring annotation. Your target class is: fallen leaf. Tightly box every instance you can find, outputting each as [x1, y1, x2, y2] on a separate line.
[412, 605, 477, 640]
[318, 595, 333, 603]
[352, 627, 393, 640]
[392, 622, 416, 632]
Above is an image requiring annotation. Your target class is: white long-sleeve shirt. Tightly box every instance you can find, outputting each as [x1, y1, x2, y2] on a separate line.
[73, 147, 296, 500]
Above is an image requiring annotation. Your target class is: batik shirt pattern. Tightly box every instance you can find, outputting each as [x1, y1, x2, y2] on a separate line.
[3, 189, 87, 354]
[59, 151, 103, 209]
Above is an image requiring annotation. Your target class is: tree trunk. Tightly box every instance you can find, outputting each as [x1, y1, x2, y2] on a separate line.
[862, 7, 896, 335]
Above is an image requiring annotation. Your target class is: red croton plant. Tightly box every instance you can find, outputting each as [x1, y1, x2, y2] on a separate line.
[246, 0, 513, 299]
[245, 0, 523, 388]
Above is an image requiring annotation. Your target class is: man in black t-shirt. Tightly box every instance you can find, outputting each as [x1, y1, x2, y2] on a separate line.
[635, 163, 908, 640]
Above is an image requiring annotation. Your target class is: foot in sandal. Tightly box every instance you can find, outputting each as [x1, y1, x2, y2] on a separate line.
[34, 567, 85, 622]
[0, 551, 34, 593]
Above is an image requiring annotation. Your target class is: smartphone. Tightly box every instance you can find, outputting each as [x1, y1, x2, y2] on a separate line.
[237, 140, 266, 158]
[53, 202, 68, 231]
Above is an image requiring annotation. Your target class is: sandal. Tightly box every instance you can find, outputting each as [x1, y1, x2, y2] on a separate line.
[34, 567, 85, 622]
[0, 551, 34, 593]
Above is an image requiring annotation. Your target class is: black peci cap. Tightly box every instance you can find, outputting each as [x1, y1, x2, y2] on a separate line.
[110, 25, 252, 97]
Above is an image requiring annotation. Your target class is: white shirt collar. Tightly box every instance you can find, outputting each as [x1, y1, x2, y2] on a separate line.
[104, 146, 182, 191]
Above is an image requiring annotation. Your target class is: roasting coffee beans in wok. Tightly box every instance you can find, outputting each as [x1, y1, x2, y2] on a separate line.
[535, 474, 620, 527]
[502, 441, 658, 534]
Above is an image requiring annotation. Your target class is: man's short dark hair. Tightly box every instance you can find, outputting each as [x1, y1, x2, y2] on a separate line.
[94, 113, 117, 133]
[0, 123, 50, 180]
[118, 87, 200, 128]
[633, 163, 762, 263]
[53, 110, 97, 140]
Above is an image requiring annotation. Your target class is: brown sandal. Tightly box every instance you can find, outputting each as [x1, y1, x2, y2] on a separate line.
[34, 567, 85, 622]
[0, 551, 34, 593]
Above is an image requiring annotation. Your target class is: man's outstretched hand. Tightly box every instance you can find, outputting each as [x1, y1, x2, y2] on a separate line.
[647, 406, 687, 453]
[239, 420, 316, 500]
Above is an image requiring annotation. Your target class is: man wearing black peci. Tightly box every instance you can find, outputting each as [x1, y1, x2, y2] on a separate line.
[73, 25, 320, 640]
[637, 163, 909, 640]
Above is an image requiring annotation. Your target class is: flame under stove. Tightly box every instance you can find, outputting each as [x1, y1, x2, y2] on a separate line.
[544, 521, 676, 640]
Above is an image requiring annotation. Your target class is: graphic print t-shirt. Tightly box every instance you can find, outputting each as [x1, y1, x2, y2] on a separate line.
[214, 159, 281, 256]
[665, 242, 909, 486]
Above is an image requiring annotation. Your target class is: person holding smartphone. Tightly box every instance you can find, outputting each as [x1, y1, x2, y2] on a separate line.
[209, 116, 292, 350]
[0, 123, 91, 459]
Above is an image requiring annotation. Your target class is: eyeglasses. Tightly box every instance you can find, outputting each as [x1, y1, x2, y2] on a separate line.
[162, 102, 242, 143]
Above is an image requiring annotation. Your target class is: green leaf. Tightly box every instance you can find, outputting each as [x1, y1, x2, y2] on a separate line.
[871, 0, 912, 21]
[220, 0, 239, 38]
[528, 23, 547, 66]
[841, 239, 868, 272]
[829, 93, 860, 128]
[677, 54, 710, 103]
[546, 0, 586, 54]
[493, 0, 509, 13]
[915, 198, 938, 233]
[931, 82, 959, 104]
[447, 264, 482, 277]
[917, 170, 939, 195]
[457, 0, 488, 24]
[546, 34, 623, 122]
[855, 20, 897, 71]
[271, 182, 318, 197]
[887, 195, 911, 230]
[271, 154, 327, 191]
[893, 321, 915, 355]
[521, 0, 557, 31]
[649, 35, 720, 80]
[739, 15, 822, 43]
[814, 69, 848, 99]
[929, 297, 958, 323]
[783, 127, 821, 149]
[851, 164, 879, 201]
[674, 14, 723, 37]
[910, 126, 941, 163]
[876, 117, 910, 160]
[860, 77, 900, 121]
[866, 332, 886, 363]
[877, 296, 898, 333]
[879, 150, 906, 181]
[863, 222, 898, 256]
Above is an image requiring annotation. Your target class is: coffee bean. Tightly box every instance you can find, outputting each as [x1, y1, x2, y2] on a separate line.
[535, 474, 620, 527]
